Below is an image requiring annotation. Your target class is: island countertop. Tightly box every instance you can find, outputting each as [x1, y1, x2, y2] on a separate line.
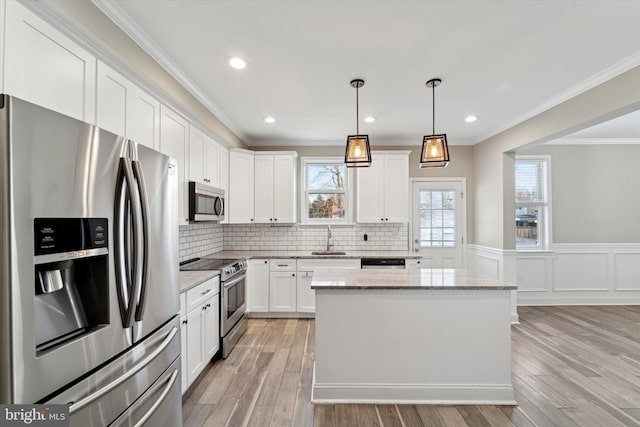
[311, 268, 517, 290]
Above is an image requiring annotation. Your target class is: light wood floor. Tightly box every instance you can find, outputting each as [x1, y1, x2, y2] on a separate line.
[183, 306, 640, 426]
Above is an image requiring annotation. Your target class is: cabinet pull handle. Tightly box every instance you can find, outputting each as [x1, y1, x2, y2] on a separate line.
[201, 289, 212, 296]
[182, 319, 188, 325]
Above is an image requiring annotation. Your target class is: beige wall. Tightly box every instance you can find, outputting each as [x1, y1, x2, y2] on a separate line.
[254, 144, 475, 242]
[473, 65, 640, 250]
[38, 1, 246, 149]
[520, 144, 640, 244]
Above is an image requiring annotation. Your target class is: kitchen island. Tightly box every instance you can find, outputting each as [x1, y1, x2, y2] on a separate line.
[311, 269, 517, 405]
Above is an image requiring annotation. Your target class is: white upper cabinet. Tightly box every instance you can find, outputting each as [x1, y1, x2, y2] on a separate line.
[160, 105, 189, 225]
[357, 151, 409, 223]
[253, 152, 297, 224]
[3, 0, 96, 122]
[127, 86, 160, 150]
[189, 126, 221, 188]
[96, 61, 160, 150]
[219, 146, 229, 224]
[228, 149, 255, 223]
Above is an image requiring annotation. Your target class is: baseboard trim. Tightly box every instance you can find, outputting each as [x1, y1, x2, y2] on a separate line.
[519, 298, 640, 306]
[246, 312, 315, 319]
[311, 382, 516, 405]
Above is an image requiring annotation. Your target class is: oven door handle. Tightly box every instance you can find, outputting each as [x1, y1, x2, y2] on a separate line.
[223, 274, 245, 290]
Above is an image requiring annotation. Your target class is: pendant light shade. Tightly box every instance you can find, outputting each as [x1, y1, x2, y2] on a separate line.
[420, 78, 450, 168]
[345, 79, 372, 167]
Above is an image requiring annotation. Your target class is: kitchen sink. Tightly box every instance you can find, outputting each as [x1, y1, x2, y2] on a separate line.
[311, 251, 347, 256]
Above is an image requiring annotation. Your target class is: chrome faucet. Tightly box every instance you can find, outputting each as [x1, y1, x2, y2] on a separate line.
[326, 225, 334, 251]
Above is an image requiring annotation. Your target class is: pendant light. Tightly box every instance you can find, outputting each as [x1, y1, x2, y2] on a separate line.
[420, 78, 450, 168]
[345, 78, 372, 167]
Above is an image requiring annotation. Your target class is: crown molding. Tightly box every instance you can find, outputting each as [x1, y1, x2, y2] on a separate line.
[475, 51, 640, 145]
[91, 0, 248, 143]
[545, 137, 640, 145]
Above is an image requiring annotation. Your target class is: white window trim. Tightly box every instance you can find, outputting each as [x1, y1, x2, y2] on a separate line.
[299, 157, 354, 225]
[515, 155, 552, 251]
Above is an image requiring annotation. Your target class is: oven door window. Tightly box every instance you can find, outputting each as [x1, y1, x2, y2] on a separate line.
[225, 276, 245, 319]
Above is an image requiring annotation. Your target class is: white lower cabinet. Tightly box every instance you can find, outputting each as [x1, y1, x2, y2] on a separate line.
[296, 259, 360, 313]
[269, 259, 297, 312]
[296, 271, 315, 313]
[247, 259, 270, 312]
[180, 276, 220, 394]
[269, 271, 297, 312]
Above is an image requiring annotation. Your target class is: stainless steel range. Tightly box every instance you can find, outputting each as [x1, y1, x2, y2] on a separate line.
[180, 257, 247, 358]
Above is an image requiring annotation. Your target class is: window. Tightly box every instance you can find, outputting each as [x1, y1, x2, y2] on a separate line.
[515, 156, 549, 249]
[418, 189, 456, 247]
[301, 158, 352, 224]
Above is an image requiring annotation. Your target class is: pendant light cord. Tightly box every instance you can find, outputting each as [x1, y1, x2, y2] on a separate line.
[432, 84, 435, 135]
[356, 85, 360, 135]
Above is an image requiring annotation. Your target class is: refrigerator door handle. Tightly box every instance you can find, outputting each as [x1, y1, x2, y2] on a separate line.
[133, 368, 179, 427]
[132, 159, 149, 322]
[115, 157, 141, 328]
[68, 326, 178, 414]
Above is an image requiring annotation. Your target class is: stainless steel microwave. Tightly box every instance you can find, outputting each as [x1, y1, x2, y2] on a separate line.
[188, 181, 225, 221]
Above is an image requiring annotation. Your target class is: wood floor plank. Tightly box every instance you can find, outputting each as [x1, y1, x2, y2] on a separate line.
[456, 406, 491, 427]
[355, 405, 381, 427]
[435, 407, 469, 427]
[497, 406, 536, 427]
[396, 405, 426, 427]
[247, 405, 275, 427]
[375, 405, 403, 427]
[268, 371, 299, 426]
[182, 403, 213, 427]
[334, 404, 359, 427]
[314, 405, 336, 427]
[413, 405, 446, 427]
[476, 406, 516, 427]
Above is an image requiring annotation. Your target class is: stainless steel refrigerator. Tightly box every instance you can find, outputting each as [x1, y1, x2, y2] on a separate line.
[0, 95, 182, 426]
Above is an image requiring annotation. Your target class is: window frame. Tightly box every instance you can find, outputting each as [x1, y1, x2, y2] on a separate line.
[515, 155, 551, 250]
[300, 157, 354, 225]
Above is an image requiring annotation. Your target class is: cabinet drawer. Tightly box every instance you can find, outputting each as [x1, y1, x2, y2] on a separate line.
[186, 276, 220, 312]
[270, 259, 296, 272]
[179, 293, 187, 317]
[297, 258, 360, 270]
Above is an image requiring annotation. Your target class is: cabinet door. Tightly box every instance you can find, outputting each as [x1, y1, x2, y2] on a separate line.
[127, 86, 160, 150]
[254, 155, 274, 223]
[219, 147, 229, 224]
[247, 259, 270, 312]
[203, 294, 220, 360]
[4, 0, 96, 122]
[273, 154, 296, 223]
[296, 271, 315, 313]
[96, 61, 127, 136]
[228, 150, 255, 223]
[384, 154, 409, 222]
[357, 154, 385, 223]
[205, 139, 220, 187]
[189, 125, 206, 184]
[269, 271, 297, 312]
[180, 316, 188, 394]
[160, 105, 189, 225]
[186, 306, 204, 387]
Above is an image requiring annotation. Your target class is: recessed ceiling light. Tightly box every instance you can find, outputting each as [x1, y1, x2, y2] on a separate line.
[228, 57, 246, 70]
[364, 116, 376, 123]
[264, 116, 276, 124]
[465, 115, 478, 123]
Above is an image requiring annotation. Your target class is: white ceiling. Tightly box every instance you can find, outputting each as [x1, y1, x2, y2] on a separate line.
[98, 0, 640, 146]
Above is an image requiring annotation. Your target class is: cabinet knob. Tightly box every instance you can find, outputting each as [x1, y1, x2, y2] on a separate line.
[385, 218, 389, 221]
[274, 218, 278, 221]
[264, 260, 268, 264]
[207, 303, 211, 308]
[250, 218, 254, 222]
[182, 319, 188, 325]
[380, 218, 384, 221]
[270, 218, 273, 221]
[292, 273, 295, 277]
[202, 306, 207, 311]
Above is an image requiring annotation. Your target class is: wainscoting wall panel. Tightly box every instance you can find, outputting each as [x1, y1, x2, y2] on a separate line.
[552, 252, 609, 291]
[614, 252, 640, 291]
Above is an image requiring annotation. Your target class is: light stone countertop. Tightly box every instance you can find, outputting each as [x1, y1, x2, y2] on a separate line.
[311, 268, 517, 290]
[179, 270, 220, 293]
[200, 250, 421, 260]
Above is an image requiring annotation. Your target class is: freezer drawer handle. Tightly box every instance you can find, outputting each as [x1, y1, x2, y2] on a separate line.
[134, 368, 179, 427]
[68, 327, 178, 414]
